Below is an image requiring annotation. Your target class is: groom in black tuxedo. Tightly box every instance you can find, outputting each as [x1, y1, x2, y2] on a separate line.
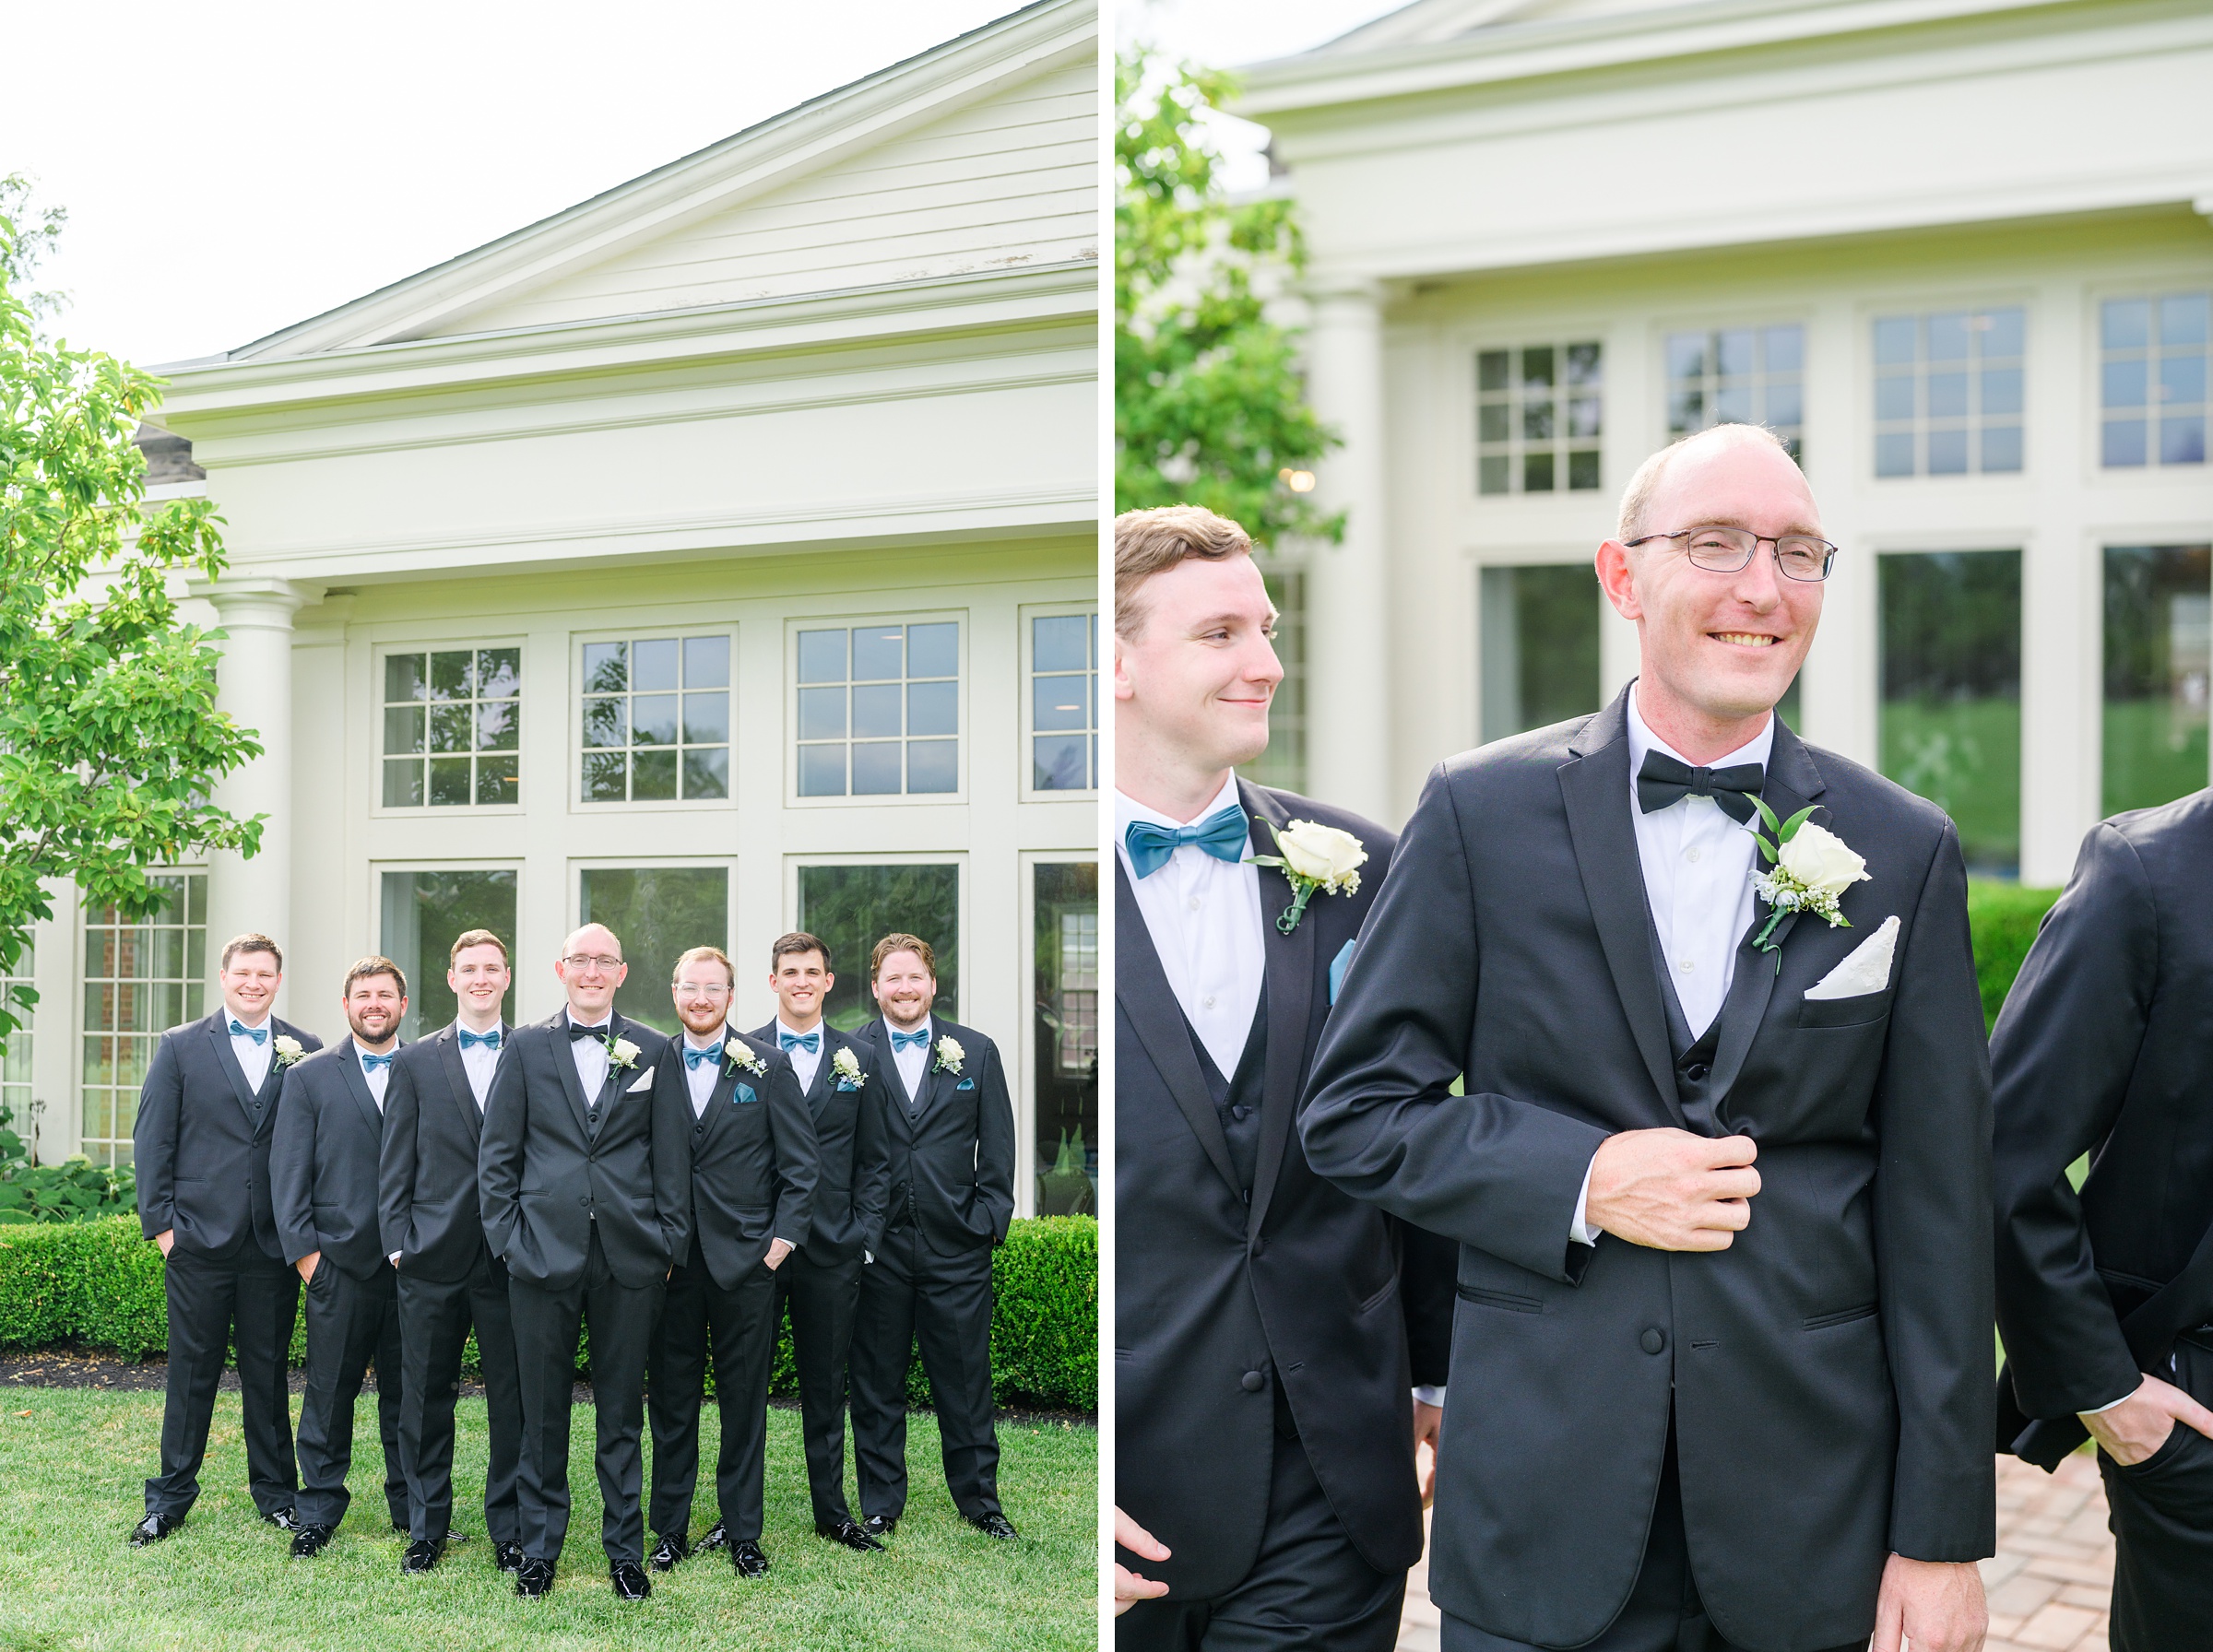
[1111, 505, 1456, 1651]
[1302, 427, 1994, 1652]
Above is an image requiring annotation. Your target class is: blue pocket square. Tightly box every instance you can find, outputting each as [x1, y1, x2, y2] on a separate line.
[1329, 939, 1356, 1006]
[957, 1077, 975, 1091]
[834, 1079, 858, 1092]
[733, 1083, 758, 1105]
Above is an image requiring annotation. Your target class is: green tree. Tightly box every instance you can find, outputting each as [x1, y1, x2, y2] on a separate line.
[0, 177, 265, 1045]
[1115, 47, 1339, 547]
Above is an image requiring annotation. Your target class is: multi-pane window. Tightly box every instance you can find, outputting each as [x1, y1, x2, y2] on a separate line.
[795, 862, 960, 1027]
[379, 869, 518, 1041]
[2, 942, 31, 1142]
[1244, 566, 1307, 794]
[581, 635, 731, 803]
[1872, 307, 2026, 478]
[1480, 564, 1602, 744]
[1666, 324, 1805, 460]
[1033, 862, 1097, 1218]
[1477, 342, 1603, 495]
[2101, 294, 2208, 469]
[579, 867, 729, 1035]
[383, 647, 521, 808]
[1030, 612, 1097, 792]
[795, 620, 960, 797]
[2102, 546, 2212, 815]
[81, 872, 206, 1167]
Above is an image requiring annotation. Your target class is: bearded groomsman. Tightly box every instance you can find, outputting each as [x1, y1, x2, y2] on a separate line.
[1993, 794, 2213, 1648]
[132, 933, 322, 1546]
[1110, 505, 1456, 1649]
[848, 934, 1016, 1542]
[645, 945, 818, 1577]
[271, 957, 411, 1557]
[750, 931, 889, 1553]
[1301, 425, 1994, 1652]
[479, 923, 687, 1600]
[379, 927, 524, 1575]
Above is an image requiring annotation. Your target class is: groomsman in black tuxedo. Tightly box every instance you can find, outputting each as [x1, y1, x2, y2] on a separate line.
[379, 927, 523, 1575]
[478, 923, 687, 1600]
[751, 931, 889, 1553]
[1110, 505, 1455, 1649]
[131, 933, 323, 1546]
[1993, 796, 2213, 1648]
[271, 956, 411, 1557]
[1301, 426, 1993, 1652]
[849, 933, 1016, 1542]
[645, 945, 819, 1577]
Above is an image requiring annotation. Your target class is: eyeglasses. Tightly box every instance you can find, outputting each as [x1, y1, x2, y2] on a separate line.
[561, 953, 623, 972]
[1624, 525, 1839, 583]
[672, 980, 732, 998]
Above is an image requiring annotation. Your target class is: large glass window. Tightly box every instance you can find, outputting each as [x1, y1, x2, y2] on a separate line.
[1480, 564, 1603, 743]
[795, 620, 960, 797]
[795, 864, 960, 1030]
[577, 867, 729, 1035]
[581, 634, 731, 803]
[2101, 294, 2209, 469]
[1879, 550, 2022, 875]
[2103, 545, 2212, 815]
[81, 872, 205, 1167]
[1028, 612, 1097, 792]
[382, 646, 521, 808]
[2, 941, 33, 1149]
[1033, 862, 1097, 1217]
[1477, 342, 1603, 495]
[1243, 566, 1308, 794]
[379, 869, 518, 1041]
[1665, 324, 1805, 460]
[1872, 307, 2026, 478]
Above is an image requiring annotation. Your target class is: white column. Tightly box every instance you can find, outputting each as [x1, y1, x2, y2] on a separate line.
[191, 577, 316, 1018]
[1305, 284, 1391, 823]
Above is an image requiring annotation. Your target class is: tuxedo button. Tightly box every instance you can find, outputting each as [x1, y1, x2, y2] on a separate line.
[579, 1197, 591, 1207]
[1640, 1328, 1665, 1355]
[1684, 1063, 1710, 1083]
[1240, 1370, 1265, 1393]
[1249, 1237, 1267, 1258]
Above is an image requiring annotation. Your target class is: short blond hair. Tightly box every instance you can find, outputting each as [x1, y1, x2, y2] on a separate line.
[1114, 505, 1254, 639]
[1617, 423, 1797, 542]
[671, 945, 736, 988]
[449, 927, 508, 965]
[870, 932, 936, 980]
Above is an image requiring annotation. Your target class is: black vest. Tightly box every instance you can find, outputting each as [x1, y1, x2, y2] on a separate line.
[1647, 914, 1727, 1137]
[1189, 997, 1269, 1201]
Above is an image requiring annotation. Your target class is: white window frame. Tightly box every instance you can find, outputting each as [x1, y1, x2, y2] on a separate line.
[784, 610, 969, 808]
[1019, 602, 1098, 802]
[1864, 295, 2032, 483]
[783, 852, 967, 1028]
[2089, 284, 2212, 477]
[1016, 850, 1098, 1221]
[569, 623, 740, 814]
[1658, 316, 1809, 461]
[1473, 336, 1606, 499]
[77, 867, 207, 1169]
[371, 637, 529, 818]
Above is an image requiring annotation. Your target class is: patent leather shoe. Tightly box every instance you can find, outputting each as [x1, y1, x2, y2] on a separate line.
[730, 1538, 770, 1577]
[695, 1516, 730, 1553]
[649, 1531, 690, 1572]
[129, 1512, 181, 1547]
[967, 1512, 1019, 1541]
[860, 1513, 896, 1541]
[514, 1557, 554, 1596]
[494, 1540, 526, 1574]
[610, 1559, 652, 1600]
[259, 1506, 301, 1533]
[289, 1523, 337, 1559]
[816, 1517, 885, 1552]
[400, 1538, 444, 1574]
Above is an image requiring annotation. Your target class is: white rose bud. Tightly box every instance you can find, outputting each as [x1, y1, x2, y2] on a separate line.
[1777, 820, 1871, 899]
[1275, 820, 1368, 891]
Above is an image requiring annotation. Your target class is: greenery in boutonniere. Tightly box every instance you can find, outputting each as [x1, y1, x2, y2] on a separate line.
[1248, 819, 1367, 935]
[1747, 798, 1872, 953]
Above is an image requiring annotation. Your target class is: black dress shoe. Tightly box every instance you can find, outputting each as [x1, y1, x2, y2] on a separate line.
[400, 1538, 444, 1574]
[259, 1507, 301, 1533]
[648, 1531, 690, 1572]
[815, 1517, 885, 1552]
[609, 1559, 652, 1600]
[860, 1513, 896, 1541]
[289, 1523, 337, 1559]
[694, 1516, 730, 1553]
[514, 1557, 554, 1597]
[729, 1539, 770, 1578]
[129, 1513, 181, 1548]
[494, 1540, 526, 1574]
[966, 1512, 1019, 1541]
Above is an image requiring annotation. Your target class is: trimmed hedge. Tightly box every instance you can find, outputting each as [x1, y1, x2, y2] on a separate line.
[1967, 879, 2062, 1031]
[0, 1213, 1095, 1412]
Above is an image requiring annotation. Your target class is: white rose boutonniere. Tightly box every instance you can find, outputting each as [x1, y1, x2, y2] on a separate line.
[724, 1036, 767, 1077]
[605, 1035, 641, 1070]
[1748, 800, 1871, 955]
[832, 1046, 867, 1089]
[933, 1035, 964, 1076]
[272, 1035, 306, 1068]
[1249, 819, 1368, 935]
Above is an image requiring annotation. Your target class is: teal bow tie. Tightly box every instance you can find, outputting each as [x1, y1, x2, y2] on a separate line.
[231, 1020, 268, 1044]
[1124, 804, 1249, 879]
[684, 1044, 723, 1070]
[361, 1052, 394, 1073]
[781, 1030, 820, 1055]
[890, 1028, 929, 1053]
[458, 1028, 500, 1051]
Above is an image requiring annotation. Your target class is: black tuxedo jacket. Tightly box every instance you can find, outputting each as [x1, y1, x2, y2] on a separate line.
[854, 1014, 1014, 1257]
[477, 1010, 688, 1292]
[748, 1021, 888, 1267]
[1300, 689, 1994, 1652]
[380, 1021, 508, 1283]
[1117, 781, 1455, 1601]
[1994, 791, 2213, 1457]
[271, 1036, 398, 1280]
[654, 1028, 820, 1289]
[134, 1009, 325, 1263]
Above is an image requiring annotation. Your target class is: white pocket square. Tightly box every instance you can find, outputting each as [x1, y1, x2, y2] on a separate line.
[625, 1070, 656, 1092]
[1804, 914, 1899, 1000]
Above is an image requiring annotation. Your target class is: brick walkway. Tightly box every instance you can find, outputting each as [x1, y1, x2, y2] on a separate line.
[1398, 1451, 2114, 1651]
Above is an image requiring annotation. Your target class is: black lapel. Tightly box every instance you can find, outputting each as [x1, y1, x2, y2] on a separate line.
[1243, 781, 1313, 1239]
[1558, 690, 1687, 1125]
[755, 1020, 832, 1117]
[337, 1038, 385, 1138]
[1113, 856, 1241, 1195]
[602, 1014, 645, 1114]
[435, 1025, 483, 1143]
[550, 1013, 595, 1135]
[206, 1015, 261, 1126]
[692, 1035, 742, 1142]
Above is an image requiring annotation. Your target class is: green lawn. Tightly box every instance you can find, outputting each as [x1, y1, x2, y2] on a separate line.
[0, 1391, 1095, 1651]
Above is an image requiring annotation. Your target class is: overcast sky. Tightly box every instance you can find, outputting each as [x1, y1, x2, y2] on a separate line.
[0, 0, 1048, 369]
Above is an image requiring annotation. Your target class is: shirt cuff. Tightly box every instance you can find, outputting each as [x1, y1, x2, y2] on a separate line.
[1568, 1151, 1602, 1246]
[1413, 1385, 1447, 1409]
[2081, 1384, 2141, 1416]
[388, 1252, 400, 1266]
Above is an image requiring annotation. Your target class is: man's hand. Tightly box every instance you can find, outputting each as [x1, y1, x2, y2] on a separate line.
[1413, 1399, 1442, 1508]
[1585, 1128, 1759, 1251]
[295, 1249, 321, 1284]
[154, 1230, 174, 1257]
[2082, 1372, 2213, 1466]
[1113, 1506, 1171, 1617]
[1872, 1554, 1984, 1652]
[764, 1238, 794, 1271]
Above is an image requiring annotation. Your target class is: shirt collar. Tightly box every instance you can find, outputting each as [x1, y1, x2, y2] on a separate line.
[228, 1011, 272, 1032]
[452, 1018, 501, 1041]
[776, 1019, 823, 1043]
[568, 1013, 613, 1032]
[1626, 682, 1775, 796]
[684, 1028, 727, 1052]
[888, 1016, 932, 1044]
[1114, 773, 1243, 868]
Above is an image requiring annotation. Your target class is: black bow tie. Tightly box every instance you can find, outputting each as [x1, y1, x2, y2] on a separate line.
[1636, 750, 1765, 824]
[567, 1021, 611, 1042]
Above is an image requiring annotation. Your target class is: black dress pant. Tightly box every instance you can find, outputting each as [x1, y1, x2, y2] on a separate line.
[646, 1241, 780, 1543]
[294, 1258, 406, 1530]
[851, 1220, 1000, 1522]
[777, 1245, 863, 1527]
[396, 1251, 523, 1545]
[2099, 1334, 2213, 1652]
[146, 1242, 301, 1520]
[1118, 1428, 1404, 1652]
[507, 1225, 664, 1566]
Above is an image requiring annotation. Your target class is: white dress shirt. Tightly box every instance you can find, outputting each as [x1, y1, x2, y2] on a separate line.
[776, 1020, 826, 1092]
[569, 1015, 613, 1098]
[887, 1016, 933, 1100]
[681, 1032, 724, 1118]
[1115, 774, 1266, 1080]
[456, 1022, 501, 1109]
[361, 1048, 392, 1111]
[229, 1011, 275, 1092]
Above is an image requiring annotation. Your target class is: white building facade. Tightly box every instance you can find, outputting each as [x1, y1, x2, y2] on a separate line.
[15, 0, 1101, 1221]
[1237, 0, 2213, 885]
